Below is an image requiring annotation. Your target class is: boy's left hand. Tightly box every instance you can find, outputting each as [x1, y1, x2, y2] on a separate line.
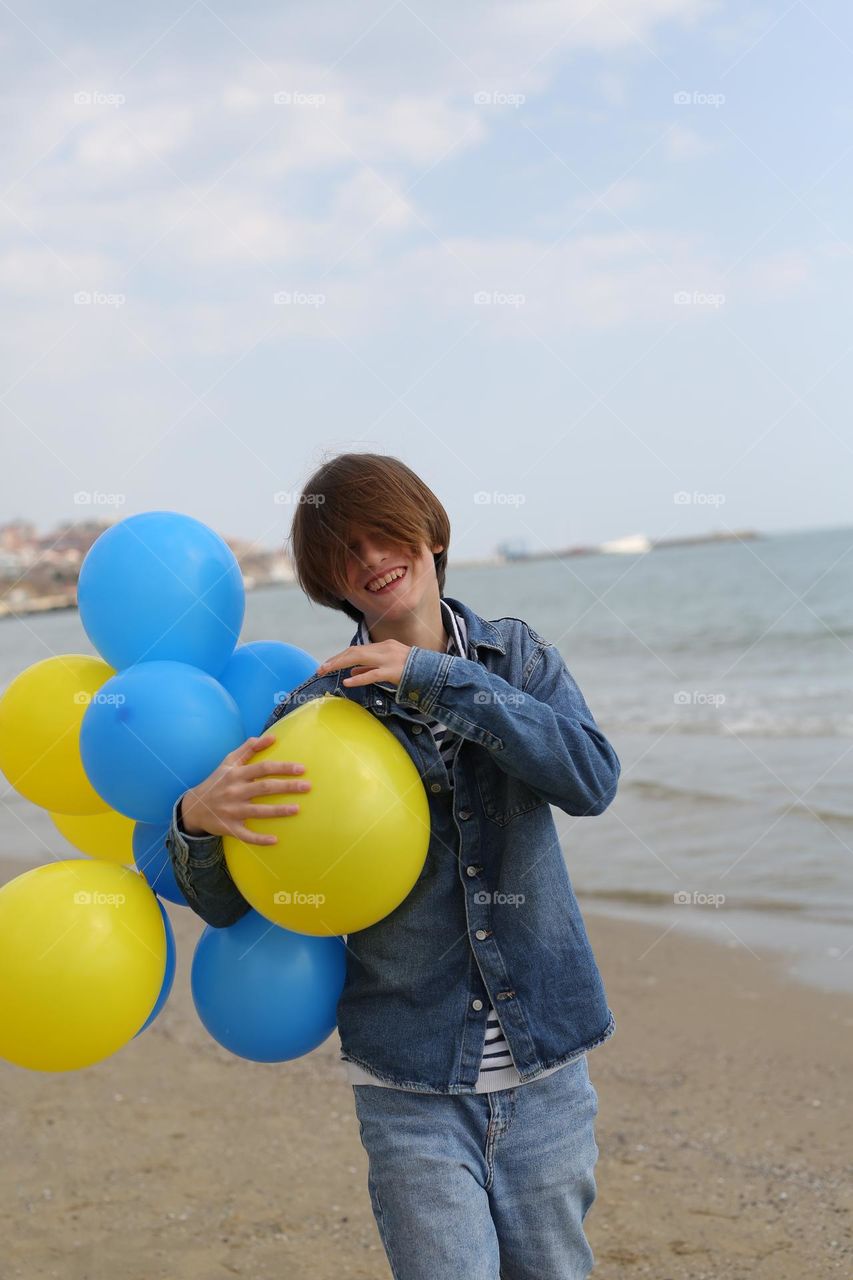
[315, 640, 413, 688]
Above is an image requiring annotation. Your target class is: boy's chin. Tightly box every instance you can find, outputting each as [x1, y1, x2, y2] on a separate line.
[364, 601, 409, 620]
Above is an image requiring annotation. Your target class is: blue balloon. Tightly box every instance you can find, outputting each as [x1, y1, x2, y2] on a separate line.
[77, 511, 245, 675]
[191, 910, 346, 1063]
[218, 641, 319, 737]
[80, 660, 245, 824]
[135, 898, 176, 1036]
[133, 820, 189, 906]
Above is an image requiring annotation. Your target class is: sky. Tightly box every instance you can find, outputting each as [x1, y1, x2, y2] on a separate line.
[1, 0, 851, 559]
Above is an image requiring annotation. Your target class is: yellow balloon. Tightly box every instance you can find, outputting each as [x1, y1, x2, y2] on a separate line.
[0, 654, 114, 815]
[50, 807, 136, 865]
[0, 859, 166, 1072]
[223, 695, 430, 935]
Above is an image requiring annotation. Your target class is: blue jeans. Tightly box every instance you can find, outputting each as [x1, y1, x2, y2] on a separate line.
[352, 1054, 600, 1279]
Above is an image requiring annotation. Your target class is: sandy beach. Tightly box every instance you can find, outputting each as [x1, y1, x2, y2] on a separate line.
[0, 852, 850, 1280]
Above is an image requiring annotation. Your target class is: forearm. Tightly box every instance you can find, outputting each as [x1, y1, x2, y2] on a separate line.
[395, 643, 620, 816]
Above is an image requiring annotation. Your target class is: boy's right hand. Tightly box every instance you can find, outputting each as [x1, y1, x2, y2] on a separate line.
[180, 734, 310, 846]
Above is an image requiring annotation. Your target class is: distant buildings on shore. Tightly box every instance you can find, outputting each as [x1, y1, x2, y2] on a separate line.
[0, 516, 759, 619]
[0, 518, 294, 619]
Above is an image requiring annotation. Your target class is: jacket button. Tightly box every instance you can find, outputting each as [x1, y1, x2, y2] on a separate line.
[471, 999, 484, 1011]
[475, 929, 489, 941]
[465, 865, 480, 877]
[458, 808, 472, 820]
[411, 724, 423, 734]
[430, 782, 442, 793]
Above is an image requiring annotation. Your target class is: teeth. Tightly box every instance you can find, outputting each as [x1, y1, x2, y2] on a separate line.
[367, 567, 406, 592]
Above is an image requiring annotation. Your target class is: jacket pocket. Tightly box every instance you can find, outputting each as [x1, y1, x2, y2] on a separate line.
[473, 754, 547, 826]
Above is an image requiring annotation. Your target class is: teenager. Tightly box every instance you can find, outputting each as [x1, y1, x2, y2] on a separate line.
[166, 452, 620, 1279]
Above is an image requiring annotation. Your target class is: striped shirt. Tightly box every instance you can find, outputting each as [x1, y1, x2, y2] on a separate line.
[343, 597, 519, 1090]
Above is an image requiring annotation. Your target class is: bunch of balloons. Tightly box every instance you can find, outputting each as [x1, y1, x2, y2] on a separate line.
[0, 510, 431, 1072]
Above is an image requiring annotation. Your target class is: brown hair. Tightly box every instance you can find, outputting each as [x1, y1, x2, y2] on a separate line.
[287, 453, 451, 623]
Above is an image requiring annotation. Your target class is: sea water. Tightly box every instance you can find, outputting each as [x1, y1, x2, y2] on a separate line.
[1, 525, 850, 993]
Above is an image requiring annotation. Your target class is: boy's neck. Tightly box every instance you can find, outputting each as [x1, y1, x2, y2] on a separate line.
[361, 593, 449, 654]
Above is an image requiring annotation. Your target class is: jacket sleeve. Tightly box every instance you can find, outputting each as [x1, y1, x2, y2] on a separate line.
[165, 794, 253, 929]
[394, 634, 620, 817]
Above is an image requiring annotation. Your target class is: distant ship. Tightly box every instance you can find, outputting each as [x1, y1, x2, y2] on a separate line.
[599, 534, 652, 554]
[496, 529, 758, 563]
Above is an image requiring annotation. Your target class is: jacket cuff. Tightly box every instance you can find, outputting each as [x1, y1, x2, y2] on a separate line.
[171, 795, 222, 862]
[395, 645, 453, 714]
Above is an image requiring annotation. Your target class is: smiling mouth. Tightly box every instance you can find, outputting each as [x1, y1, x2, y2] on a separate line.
[365, 565, 408, 594]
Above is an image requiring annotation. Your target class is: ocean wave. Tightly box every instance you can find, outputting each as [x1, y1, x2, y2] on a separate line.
[578, 887, 852, 925]
[720, 713, 853, 738]
[787, 802, 853, 827]
[662, 625, 853, 652]
[571, 625, 853, 657]
[620, 780, 853, 829]
[602, 713, 853, 739]
[621, 779, 741, 806]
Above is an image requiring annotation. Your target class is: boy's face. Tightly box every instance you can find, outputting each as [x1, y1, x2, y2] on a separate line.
[342, 526, 444, 625]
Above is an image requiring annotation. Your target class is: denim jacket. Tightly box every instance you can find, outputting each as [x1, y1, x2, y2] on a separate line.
[165, 594, 620, 1094]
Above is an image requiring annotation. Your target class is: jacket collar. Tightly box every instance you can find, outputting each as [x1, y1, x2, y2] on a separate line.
[444, 595, 507, 656]
[338, 594, 506, 709]
[349, 593, 506, 658]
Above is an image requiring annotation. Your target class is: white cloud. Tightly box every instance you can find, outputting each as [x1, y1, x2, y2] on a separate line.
[569, 178, 653, 215]
[0, 1, 811, 391]
[742, 251, 813, 298]
[666, 124, 714, 160]
[0, 246, 114, 295]
[597, 71, 629, 107]
[72, 104, 196, 171]
[466, 0, 716, 61]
